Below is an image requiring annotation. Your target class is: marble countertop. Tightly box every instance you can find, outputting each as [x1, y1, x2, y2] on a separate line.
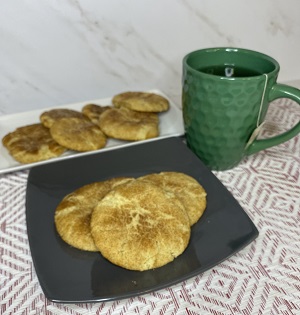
[0, 1, 300, 115]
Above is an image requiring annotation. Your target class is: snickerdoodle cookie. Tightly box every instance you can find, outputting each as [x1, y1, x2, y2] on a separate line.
[82, 104, 111, 125]
[98, 107, 159, 141]
[50, 117, 107, 151]
[40, 108, 85, 128]
[2, 123, 66, 164]
[112, 91, 169, 113]
[90, 179, 190, 271]
[139, 172, 207, 226]
[55, 177, 133, 251]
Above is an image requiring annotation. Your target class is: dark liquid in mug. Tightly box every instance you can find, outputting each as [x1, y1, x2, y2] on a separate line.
[197, 65, 262, 77]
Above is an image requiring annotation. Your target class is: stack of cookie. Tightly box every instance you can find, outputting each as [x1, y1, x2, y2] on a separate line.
[98, 91, 169, 141]
[54, 171, 207, 271]
[2, 91, 169, 164]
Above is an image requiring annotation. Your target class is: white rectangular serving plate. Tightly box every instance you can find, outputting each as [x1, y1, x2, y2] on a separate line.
[0, 90, 184, 174]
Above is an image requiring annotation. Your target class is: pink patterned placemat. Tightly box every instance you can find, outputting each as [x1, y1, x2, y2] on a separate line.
[1, 98, 299, 315]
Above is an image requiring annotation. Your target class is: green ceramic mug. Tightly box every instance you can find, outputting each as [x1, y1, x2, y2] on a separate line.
[182, 47, 300, 170]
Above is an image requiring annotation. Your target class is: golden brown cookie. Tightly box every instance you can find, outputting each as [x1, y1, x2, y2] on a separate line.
[2, 123, 66, 164]
[40, 108, 85, 128]
[50, 117, 107, 151]
[55, 177, 133, 251]
[91, 179, 190, 271]
[82, 104, 111, 125]
[139, 172, 207, 226]
[112, 91, 169, 113]
[98, 107, 159, 141]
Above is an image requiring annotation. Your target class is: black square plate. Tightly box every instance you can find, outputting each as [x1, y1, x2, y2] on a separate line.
[26, 137, 258, 303]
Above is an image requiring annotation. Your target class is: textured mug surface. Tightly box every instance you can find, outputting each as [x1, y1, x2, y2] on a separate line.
[182, 47, 300, 170]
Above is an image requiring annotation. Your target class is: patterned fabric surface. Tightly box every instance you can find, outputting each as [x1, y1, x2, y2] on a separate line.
[1, 98, 299, 315]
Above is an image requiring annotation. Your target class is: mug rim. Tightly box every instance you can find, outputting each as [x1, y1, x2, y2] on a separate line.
[183, 47, 280, 79]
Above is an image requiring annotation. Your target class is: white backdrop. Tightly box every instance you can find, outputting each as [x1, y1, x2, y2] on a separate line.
[0, 0, 299, 114]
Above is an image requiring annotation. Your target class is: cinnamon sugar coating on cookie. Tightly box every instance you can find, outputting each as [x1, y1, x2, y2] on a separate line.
[82, 104, 111, 125]
[50, 117, 107, 151]
[91, 179, 190, 271]
[40, 108, 85, 128]
[112, 91, 169, 113]
[139, 172, 207, 226]
[2, 123, 66, 163]
[99, 107, 159, 141]
[55, 177, 133, 251]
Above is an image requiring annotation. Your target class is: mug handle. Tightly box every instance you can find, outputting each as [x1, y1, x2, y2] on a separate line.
[246, 83, 300, 155]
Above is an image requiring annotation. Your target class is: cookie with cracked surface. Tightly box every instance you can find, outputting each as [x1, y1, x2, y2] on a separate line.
[40, 108, 85, 128]
[98, 107, 159, 141]
[90, 179, 190, 271]
[82, 104, 111, 125]
[55, 177, 133, 251]
[2, 123, 66, 164]
[112, 91, 169, 113]
[138, 172, 207, 226]
[50, 117, 107, 151]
